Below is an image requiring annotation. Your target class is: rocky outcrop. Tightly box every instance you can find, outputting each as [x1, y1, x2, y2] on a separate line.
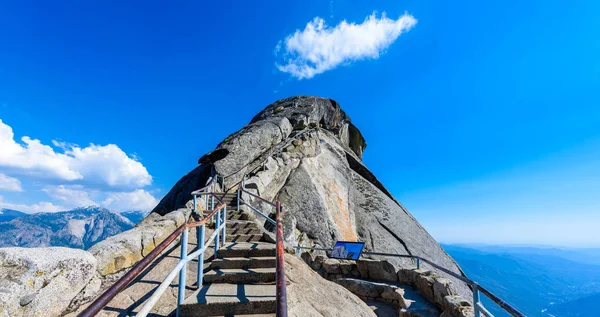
[300, 255, 474, 317]
[152, 96, 471, 301]
[285, 254, 376, 317]
[88, 205, 195, 278]
[334, 278, 441, 317]
[152, 165, 213, 216]
[0, 247, 97, 317]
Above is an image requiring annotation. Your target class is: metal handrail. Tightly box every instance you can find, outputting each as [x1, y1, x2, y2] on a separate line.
[137, 203, 227, 317]
[78, 199, 226, 317]
[81, 152, 289, 316]
[275, 201, 287, 316]
[294, 246, 525, 317]
[241, 186, 277, 207]
[236, 180, 287, 317]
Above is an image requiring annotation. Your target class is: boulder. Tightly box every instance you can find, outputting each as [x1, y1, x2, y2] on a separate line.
[440, 295, 475, 317]
[356, 259, 398, 282]
[322, 259, 342, 274]
[285, 254, 376, 317]
[433, 278, 455, 306]
[413, 271, 437, 304]
[310, 255, 325, 271]
[334, 278, 386, 299]
[339, 260, 354, 275]
[89, 207, 191, 277]
[0, 247, 97, 317]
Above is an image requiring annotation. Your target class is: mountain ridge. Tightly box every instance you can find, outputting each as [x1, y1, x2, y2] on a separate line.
[0, 208, 26, 222]
[443, 243, 600, 317]
[0, 206, 148, 249]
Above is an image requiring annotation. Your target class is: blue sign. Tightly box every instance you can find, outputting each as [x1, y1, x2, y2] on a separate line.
[330, 241, 365, 260]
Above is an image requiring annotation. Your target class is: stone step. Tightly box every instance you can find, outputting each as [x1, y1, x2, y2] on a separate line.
[218, 243, 276, 258]
[225, 234, 262, 243]
[227, 227, 262, 235]
[209, 257, 276, 270]
[203, 211, 245, 220]
[203, 268, 276, 284]
[227, 213, 251, 221]
[181, 283, 276, 317]
[225, 220, 258, 228]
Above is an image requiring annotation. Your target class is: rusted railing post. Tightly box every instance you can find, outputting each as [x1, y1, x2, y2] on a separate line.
[275, 201, 287, 316]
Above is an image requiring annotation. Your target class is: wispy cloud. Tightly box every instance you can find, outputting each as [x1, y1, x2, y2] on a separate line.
[0, 195, 63, 213]
[275, 12, 417, 79]
[0, 173, 22, 192]
[102, 189, 160, 212]
[42, 185, 96, 209]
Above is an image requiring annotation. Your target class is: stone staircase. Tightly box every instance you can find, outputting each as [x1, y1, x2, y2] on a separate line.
[181, 193, 278, 317]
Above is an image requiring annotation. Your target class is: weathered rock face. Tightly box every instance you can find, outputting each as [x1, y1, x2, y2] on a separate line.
[88, 206, 194, 277]
[0, 247, 97, 317]
[285, 254, 376, 317]
[152, 96, 471, 300]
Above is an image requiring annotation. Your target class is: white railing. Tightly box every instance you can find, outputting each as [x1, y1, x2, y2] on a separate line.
[136, 175, 227, 317]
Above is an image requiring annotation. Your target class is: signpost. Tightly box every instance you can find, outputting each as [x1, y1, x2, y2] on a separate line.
[330, 241, 365, 260]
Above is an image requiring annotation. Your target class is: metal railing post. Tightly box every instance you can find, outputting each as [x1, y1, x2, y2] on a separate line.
[193, 194, 197, 216]
[211, 194, 215, 223]
[176, 228, 189, 317]
[222, 206, 227, 246]
[215, 209, 221, 257]
[474, 288, 481, 317]
[237, 187, 240, 211]
[197, 224, 205, 287]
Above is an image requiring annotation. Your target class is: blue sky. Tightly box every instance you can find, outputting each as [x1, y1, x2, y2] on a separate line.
[0, 1, 599, 246]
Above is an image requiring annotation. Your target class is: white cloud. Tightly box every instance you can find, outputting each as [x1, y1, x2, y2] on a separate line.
[0, 195, 63, 213]
[0, 173, 23, 192]
[42, 185, 96, 209]
[275, 12, 417, 79]
[0, 119, 152, 189]
[102, 189, 160, 212]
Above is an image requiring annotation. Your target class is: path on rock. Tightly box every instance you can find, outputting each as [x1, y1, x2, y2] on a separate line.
[70, 192, 278, 317]
[182, 192, 278, 316]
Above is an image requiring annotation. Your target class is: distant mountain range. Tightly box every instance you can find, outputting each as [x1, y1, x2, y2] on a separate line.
[0, 207, 148, 250]
[0, 208, 27, 222]
[443, 244, 600, 317]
